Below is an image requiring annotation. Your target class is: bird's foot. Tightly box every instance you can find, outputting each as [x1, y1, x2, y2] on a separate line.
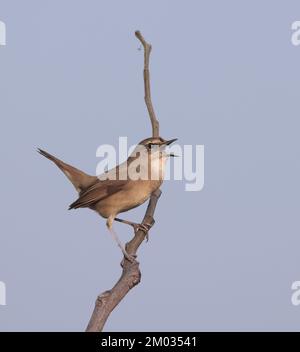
[113, 217, 154, 241]
[132, 222, 153, 241]
[133, 223, 150, 233]
[121, 252, 138, 266]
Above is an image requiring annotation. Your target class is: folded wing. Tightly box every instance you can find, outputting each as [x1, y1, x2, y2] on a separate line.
[68, 179, 127, 209]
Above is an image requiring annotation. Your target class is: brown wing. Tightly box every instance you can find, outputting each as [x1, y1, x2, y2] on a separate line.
[68, 179, 127, 209]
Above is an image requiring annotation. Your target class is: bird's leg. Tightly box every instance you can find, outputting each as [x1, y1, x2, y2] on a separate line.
[114, 217, 153, 241]
[106, 216, 137, 262]
[115, 217, 150, 233]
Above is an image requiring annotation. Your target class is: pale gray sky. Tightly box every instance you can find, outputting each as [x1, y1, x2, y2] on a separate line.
[1, 0, 300, 331]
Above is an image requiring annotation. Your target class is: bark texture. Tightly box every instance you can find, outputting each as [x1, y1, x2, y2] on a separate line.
[86, 31, 161, 332]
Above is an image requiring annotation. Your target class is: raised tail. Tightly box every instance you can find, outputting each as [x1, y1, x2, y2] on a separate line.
[38, 148, 97, 193]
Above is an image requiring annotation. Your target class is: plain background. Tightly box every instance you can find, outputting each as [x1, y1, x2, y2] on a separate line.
[1, 0, 300, 331]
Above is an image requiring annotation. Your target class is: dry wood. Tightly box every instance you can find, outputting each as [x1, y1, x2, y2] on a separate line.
[86, 31, 162, 332]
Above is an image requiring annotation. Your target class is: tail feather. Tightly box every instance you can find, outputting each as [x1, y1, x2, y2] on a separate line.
[38, 148, 97, 193]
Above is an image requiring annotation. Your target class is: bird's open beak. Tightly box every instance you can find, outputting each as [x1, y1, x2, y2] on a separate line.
[163, 138, 178, 145]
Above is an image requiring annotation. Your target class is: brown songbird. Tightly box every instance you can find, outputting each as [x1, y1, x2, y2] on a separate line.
[38, 137, 177, 261]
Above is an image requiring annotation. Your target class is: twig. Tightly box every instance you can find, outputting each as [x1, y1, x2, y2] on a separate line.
[135, 30, 159, 137]
[85, 31, 162, 332]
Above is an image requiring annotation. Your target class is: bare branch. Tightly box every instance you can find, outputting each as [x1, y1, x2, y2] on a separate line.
[135, 30, 159, 137]
[85, 31, 162, 332]
[86, 189, 161, 332]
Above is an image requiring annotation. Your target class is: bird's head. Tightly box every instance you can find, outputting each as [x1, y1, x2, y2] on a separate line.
[126, 137, 177, 180]
[136, 137, 178, 157]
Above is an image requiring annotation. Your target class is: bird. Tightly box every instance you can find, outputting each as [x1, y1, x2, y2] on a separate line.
[38, 137, 177, 261]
